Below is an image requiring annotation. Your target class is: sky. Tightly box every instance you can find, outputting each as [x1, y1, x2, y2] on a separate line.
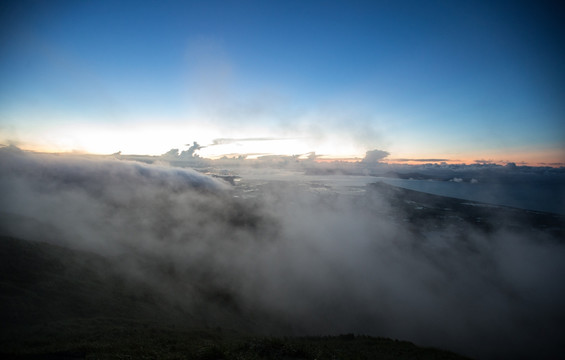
[1, 0, 564, 165]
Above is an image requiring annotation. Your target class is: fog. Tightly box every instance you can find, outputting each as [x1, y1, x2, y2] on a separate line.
[1, 147, 564, 359]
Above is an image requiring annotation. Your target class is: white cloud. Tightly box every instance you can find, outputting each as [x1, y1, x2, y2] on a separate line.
[1, 148, 564, 359]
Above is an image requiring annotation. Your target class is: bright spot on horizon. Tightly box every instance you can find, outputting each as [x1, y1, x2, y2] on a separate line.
[7, 122, 371, 160]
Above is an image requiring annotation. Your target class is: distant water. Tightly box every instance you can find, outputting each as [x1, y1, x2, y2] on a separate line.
[377, 177, 565, 215]
[239, 171, 565, 215]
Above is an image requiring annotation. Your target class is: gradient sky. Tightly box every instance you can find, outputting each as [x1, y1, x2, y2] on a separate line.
[1, 0, 564, 164]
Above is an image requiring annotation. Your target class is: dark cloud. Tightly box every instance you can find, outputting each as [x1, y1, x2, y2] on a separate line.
[362, 149, 390, 163]
[181, 141, 205, 158]
[1, 148, 564, 359]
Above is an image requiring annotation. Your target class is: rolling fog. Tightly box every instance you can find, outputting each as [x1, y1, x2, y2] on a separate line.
[1, 147, 564, 359]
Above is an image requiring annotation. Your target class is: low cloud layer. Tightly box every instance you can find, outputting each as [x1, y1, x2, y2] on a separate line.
[1, 147, 564, 359]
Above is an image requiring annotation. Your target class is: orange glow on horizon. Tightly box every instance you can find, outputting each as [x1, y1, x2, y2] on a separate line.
[4, 141, 564, 168]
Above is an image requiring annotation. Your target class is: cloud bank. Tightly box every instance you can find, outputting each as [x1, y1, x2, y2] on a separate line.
[1, 147, 564, 359]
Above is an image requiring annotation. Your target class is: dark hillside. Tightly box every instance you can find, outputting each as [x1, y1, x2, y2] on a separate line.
[0, 235, 193, 327]
[0, 236, 469, 359]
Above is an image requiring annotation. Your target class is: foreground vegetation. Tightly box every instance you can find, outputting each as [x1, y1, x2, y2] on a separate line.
[0, 231, 471, 359]
[1, 318, 469, 359]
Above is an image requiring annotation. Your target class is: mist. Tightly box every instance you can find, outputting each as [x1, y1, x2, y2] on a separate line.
[1, 147, 564, 359]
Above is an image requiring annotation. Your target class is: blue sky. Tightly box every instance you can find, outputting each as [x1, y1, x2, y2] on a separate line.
[1, 0, 563, 164]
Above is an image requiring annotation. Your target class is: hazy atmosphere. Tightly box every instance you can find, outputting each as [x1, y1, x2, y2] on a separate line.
[1, 1, 564, 359]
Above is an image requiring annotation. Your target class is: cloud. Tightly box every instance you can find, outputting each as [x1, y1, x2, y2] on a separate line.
[161, 148, 180, 157]
[1, 148, 564, 359]
[181, 141, 205, 158]
[540, 162, 565, 167]
[362, 149, 390, 163]
[474, 159, 498, 165]
[160, 142, 206, 160]
[390, 158, 453, 162]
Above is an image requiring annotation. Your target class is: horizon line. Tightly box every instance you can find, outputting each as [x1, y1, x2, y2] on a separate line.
[3, 145, 564, 168]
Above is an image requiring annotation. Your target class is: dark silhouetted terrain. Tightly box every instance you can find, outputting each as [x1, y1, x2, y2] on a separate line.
[1, 234, 468, 360]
